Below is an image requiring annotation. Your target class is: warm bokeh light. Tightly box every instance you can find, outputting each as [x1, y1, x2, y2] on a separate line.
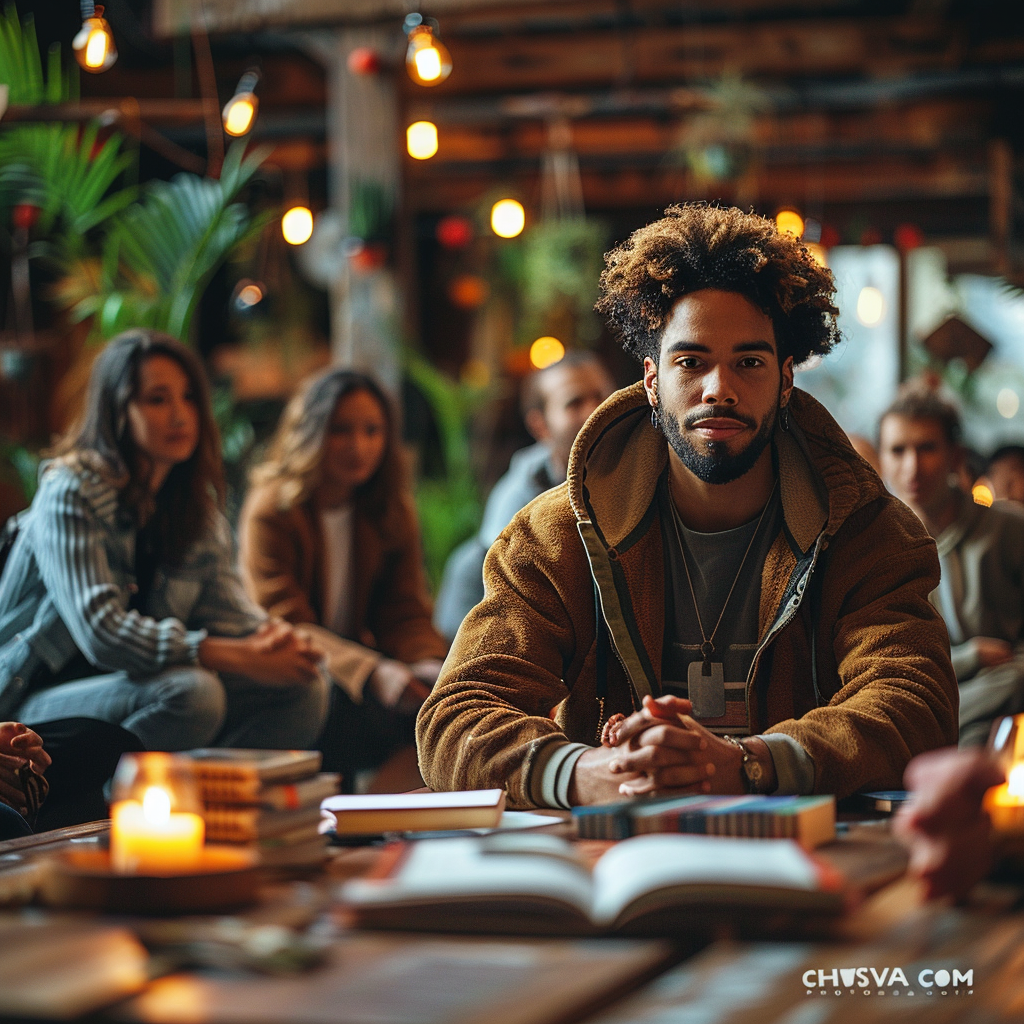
[997, 387, 1020, 419]
[236, 283, 263, 307]
[448, 275, 488, 308]
[776, 209, 804, 237]
[972, 483, 994, 507]
[281, 206, 314, 245]
[406, 25, 452, 86]
[855, 286, 885, 327]
[407, 120, 439, 160]
[804, 242, 828, 267]
[222, 94, 257, 136]
[491, 199, 525, 238]
[1009, 762, 1024, 799]
[73, 11, 117, 73]
[530, 336, 565, 369]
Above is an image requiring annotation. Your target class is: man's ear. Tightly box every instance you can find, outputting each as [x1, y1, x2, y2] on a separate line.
[780, 355, 795, 406]
[643, 356, 658, 408]
[525, 407, 550, 443]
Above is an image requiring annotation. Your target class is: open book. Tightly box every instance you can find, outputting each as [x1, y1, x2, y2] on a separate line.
[341, 832, 849, 936]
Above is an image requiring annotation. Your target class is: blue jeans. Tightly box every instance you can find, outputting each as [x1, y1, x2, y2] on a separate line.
[16, 667, 330, 752]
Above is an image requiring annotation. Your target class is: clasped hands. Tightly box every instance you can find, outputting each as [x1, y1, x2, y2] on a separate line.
[200, 619, 323, 685]
[569, 694, 749, 806]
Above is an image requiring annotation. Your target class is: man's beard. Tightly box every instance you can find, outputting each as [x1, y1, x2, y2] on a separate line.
[660, 403, 777, 485]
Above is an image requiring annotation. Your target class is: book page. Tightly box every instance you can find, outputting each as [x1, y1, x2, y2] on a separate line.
[323, 790, 504, 812]
[590, 835, 823, 926]
[342, 837, 595, 919]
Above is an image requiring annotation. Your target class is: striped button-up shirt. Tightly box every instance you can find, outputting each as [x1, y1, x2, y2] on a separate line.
[0, 463, 263, 716]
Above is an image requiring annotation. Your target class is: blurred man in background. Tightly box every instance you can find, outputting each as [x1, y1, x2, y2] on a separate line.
[434, 352, 615, 641]
[879, 387, 1024, 745]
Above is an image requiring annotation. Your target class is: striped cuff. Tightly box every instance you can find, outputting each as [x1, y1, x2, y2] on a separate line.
[530, 741, 591, 809]
[185, 629, 209, 665]
[759, 733, 815, 795]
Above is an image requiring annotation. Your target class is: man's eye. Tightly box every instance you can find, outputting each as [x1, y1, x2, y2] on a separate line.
[739, 357, 763, 368]
[678, 357, 700, 369]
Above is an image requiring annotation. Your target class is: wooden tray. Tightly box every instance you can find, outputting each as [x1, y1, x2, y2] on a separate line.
[41, 846, 262, 914]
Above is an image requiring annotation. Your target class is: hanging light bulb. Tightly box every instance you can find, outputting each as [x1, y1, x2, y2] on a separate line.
[491, 199, 525, 238]
[855, 286, 885, 327]
[222, 70, 261, 137]
[404, 14, 452, 86]
[775, 209, 804, 238]
[73, 2, 117, 73]
[406, 121, 438, 160]
[282, 206, 314, 246]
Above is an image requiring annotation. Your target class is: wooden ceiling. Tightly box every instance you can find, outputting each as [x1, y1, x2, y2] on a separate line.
[86, 2, 1024, 265]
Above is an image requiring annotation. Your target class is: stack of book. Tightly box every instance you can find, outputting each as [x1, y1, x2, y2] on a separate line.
[182, 749, 340, 867]
[572, 794, 835, 849]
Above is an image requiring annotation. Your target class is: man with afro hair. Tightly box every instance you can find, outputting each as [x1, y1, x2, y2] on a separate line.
[418, 204, 957, 809]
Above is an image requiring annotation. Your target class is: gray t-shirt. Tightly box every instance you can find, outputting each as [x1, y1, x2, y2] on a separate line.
[659, 476, 782, 734]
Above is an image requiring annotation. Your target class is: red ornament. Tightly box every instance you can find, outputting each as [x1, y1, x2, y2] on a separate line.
[11, 203, 39, 231]
[894, 223, 924, 252]
[347, 47, 382, 76]
[819, 224, 841, 249]
[436, 215, 473, 249]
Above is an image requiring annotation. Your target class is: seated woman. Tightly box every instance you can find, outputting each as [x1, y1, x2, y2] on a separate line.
[239, 368, 447, 788]
[0, 329, 330, 753]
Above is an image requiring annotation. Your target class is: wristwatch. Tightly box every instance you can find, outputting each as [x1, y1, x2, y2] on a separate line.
[725, 735, 765, 794]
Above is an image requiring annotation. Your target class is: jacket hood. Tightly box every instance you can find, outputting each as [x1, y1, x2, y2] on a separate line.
[567, 381, 888, 555]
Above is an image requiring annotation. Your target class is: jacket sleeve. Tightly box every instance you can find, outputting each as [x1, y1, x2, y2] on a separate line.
[764, 499, 959, 797]
[366, 500, 447, 664]
[188, 513, 265, 638]
[236, 490, 319, 626]
[31, 470, 206, 675]
[416, 491, 586, 808]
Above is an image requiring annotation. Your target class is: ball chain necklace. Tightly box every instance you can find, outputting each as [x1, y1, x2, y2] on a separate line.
[668, 479, 778, 719]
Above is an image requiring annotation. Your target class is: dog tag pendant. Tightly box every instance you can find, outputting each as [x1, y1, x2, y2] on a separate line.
[687, 660, 726, 718]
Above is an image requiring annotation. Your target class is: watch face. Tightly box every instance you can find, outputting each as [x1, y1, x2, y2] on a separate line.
[745, 760, 763, 787]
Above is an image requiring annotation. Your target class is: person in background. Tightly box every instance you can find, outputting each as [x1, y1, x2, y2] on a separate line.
[434, 351, 615, 642]
[986, 444, 1024, 505]
[0, 330, 329, 754]
[239, 368, 447, 790]
[879, 386, 1024, 746]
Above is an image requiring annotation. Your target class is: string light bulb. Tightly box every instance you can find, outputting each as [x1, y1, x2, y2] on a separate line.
[222, 70, 260, 137]
[530, 337, 565, 369]
[282, 206, 314, 246]
[406, 121, 438, 160]
[775, 209, 804, 237]
[73, 2, 117, 73]
[404, 15, 452, 86]
[491, 199, 525, 238]
[855, 285, 885, 327]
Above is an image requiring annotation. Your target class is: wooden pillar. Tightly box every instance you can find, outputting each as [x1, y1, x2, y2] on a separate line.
[323, 27, 403, 396]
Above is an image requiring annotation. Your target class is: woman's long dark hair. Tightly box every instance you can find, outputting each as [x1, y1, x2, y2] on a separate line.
[53, 329, 224, 566]
[251, 368, 410, 540]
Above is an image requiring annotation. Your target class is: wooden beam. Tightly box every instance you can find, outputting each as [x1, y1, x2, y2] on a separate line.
[405, 154, 989, 212]
[420, 17, 1024, 96]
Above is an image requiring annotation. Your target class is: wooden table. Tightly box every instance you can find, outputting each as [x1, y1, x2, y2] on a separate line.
[0, 820, 1021, 1024]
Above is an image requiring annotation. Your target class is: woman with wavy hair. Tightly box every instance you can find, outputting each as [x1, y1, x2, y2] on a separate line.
[239, 368, 446, 786]
[0, 329, 330, 752]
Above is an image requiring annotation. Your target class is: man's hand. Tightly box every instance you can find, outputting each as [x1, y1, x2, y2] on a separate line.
[568, 743, 646, 806]
[893, 747, 1005, 902]
[972, 637, 1014, 669]
[200, 628, 323, 686]
[608, 696, 747, 797]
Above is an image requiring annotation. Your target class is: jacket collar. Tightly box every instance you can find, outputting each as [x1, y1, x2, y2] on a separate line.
[567, 381, 887, 555]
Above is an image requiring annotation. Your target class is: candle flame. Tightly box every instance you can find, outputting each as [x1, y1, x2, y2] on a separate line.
[1008, 763, 1024, 800]
[142, 786, 172, 825]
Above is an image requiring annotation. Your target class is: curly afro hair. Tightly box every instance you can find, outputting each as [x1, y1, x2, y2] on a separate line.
[595, 203, 840, 367]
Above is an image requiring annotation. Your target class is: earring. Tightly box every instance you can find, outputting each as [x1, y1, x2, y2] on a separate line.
[780, 404, 790, 432]
[650, 405, 660, 429]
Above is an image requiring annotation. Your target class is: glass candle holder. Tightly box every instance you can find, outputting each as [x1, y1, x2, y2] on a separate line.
[110, 752, 205, 874]
[983, 714, 1024, 836]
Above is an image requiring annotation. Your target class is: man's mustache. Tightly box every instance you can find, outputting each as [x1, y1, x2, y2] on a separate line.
[682, 408, 757, 430]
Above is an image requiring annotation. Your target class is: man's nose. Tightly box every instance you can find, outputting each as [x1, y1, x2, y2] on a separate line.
[702, 366, 738, 405]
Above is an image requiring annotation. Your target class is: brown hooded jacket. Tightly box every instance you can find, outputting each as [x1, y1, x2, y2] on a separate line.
[417, 383, 958, 807]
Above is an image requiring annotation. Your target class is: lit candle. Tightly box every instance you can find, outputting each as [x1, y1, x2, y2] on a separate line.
[111, 785, 205, 874]
[984, 764, 1024, 835]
